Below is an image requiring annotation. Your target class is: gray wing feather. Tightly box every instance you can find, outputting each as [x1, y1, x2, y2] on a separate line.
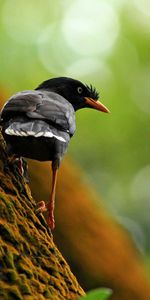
[2, 91, 42, 112]
[1, 90, 76, 136]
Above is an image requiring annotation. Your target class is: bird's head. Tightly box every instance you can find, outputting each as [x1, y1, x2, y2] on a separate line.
[36, 77, 109, 113]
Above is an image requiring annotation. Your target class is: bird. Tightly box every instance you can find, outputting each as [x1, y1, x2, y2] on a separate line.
[0, 77, 109, 229]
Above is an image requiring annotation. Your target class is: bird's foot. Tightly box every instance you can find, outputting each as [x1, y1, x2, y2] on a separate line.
[6, 155, 29, 182]
[36, 201, 47, 214]
[36, 201, 55, 230]
[48, 214, 55, 230]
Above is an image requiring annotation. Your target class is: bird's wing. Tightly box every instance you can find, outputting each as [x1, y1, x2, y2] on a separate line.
[1, 90, 76, 135]
[1, 91, 42, 113]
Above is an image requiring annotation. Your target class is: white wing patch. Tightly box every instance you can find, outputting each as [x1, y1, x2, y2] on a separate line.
[5, 127, 66, 143]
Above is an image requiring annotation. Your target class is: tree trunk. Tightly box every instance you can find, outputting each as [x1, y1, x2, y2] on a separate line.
[0, 131, 85, 300]
[29, 159, 150, 300]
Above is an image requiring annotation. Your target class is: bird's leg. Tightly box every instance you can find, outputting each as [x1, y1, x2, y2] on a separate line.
[36, 160, 59, 230]
[15, 157, 24, 176]
[5, 153, 21, 171]
[47, 164, 58, 230]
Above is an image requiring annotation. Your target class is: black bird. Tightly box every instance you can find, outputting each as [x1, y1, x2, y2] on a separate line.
[0, 77, 109, 229]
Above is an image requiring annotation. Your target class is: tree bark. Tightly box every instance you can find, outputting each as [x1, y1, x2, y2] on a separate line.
[0, 131, 85, 300]
[29, 159, 150, 300]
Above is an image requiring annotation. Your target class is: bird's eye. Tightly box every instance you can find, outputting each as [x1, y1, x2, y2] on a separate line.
[77, 87, 83, 94]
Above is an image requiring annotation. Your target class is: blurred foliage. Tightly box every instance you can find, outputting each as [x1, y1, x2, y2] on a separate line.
[0, 0, 150, 262]
[79, 288, 112, 300]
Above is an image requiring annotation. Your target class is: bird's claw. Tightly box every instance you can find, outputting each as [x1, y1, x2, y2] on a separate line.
[36, 201, 55, 230]
[35, 201, 47, 214]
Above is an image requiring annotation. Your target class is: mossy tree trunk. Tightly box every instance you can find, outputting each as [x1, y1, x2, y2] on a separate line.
[0, 131, 85, 300]
[28, 153, 150, 300]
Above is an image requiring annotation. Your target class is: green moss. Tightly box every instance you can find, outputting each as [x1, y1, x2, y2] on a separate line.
[41, 264, 59, 278]
[18, 224, 30, 240]
[16, 263, 33, 279]
[0, 291, 5, 298]
[19, 274, 27, 282]
[37, 273, 48, 284]
[2, 247, 15, 269]
[19, 284, 32, 295]
[8, 287, 23, 300]
[48, 279, 55, 286]
[43, 288, 53, 299]
[37, 248, 50, 258]
[0, 178, 17, 196]
[17, 275, 32, 296]
[20, 242, 31, 256]
[0, 197, 15, 223]
[4, 269, 18, 284]
[0, 223, 19, 245]
[0, 131, 85, 299]
[31, 279, 43, 293]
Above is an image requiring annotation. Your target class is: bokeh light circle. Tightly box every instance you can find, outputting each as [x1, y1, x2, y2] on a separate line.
[38, 24, 74, 75]
[2, 0, 55, 44]
[66, 58, 112, 80]
[62, 0, 120, 56]
[38, 24, 113, 84]
[129, 0, 150, 32]
[134, 0, 150, 17]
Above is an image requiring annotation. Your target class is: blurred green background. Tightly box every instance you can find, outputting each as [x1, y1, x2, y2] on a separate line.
[0, 0, 150, 264]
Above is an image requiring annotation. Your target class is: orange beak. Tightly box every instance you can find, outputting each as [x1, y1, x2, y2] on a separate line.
[84, 97, 110, 113]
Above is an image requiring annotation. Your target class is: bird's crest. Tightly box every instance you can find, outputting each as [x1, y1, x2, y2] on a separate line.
[86, 84, 99, 100]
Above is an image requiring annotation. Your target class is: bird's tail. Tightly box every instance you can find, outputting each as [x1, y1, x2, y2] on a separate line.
[4, 119, 66, 142]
